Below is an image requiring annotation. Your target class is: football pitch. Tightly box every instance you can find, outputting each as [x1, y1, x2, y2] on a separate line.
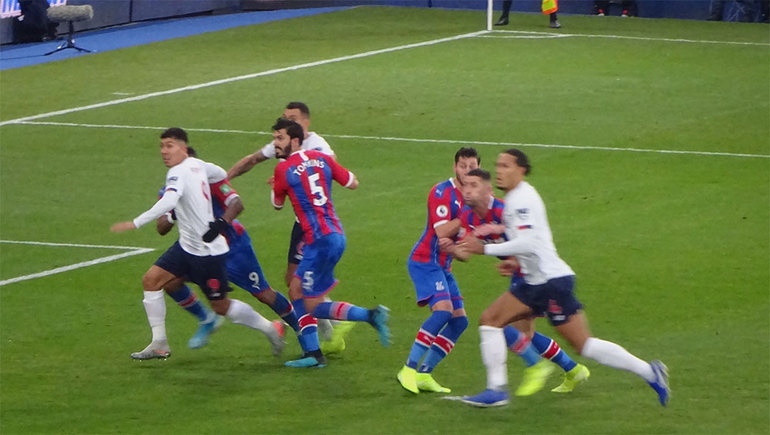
[1, 6, 768, 434]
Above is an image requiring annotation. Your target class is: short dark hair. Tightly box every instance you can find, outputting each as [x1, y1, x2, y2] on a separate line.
[455, 147, 480, 165]
[272, 118, 304, 144]
[503, 148, 532, 175]
[160, 127, 188, 143]
[186, 147, 197, 158]
[285, 102, 310, 118]
[466, 168, 491, 181]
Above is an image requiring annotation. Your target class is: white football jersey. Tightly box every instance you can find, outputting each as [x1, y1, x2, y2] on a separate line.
[259, 131, 334, 159]
[133, 157, 229, 256]
[485, 181, 574, 285]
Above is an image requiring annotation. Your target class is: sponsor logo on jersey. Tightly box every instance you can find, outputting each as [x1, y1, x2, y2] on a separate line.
[219, 183, 232, 194]
[516, 208, 530, 220]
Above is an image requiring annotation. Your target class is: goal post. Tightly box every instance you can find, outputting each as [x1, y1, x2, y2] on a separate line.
[487, 0, 494, 31]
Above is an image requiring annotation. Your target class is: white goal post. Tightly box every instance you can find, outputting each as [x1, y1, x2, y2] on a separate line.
[487, 0, 494, 31]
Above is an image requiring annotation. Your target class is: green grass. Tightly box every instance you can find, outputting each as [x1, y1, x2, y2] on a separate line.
[1, 6, 769, 434]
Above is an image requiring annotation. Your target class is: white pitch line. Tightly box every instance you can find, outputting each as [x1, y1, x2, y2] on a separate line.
[0, 239, 153, 250]
[0, 240, 154, 286]
[486, 30, 770, 46]
[16, 120, 770, 159]
[0, 30, 487, 127]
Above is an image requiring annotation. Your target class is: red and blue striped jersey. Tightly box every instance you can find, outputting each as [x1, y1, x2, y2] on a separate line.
[459, 196, 507, 244]
[209, 179, 247, 244]
[409, 178, 464, 269]
[272, 150, 354, 245]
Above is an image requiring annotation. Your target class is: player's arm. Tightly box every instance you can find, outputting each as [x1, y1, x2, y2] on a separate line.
[156, 213, 174, 236]
[461, 200, 538, 256]
[344, 172, 358, 190]
[153, 185, 175, 236]
[227, 145, 271, 179]
[221, 196, 243, 223]
[438, 236, 470, 261]
[203, 162, 228, 184]
[427, 185, 461, 239]
[327, 156, 358, 190]
[111, 190, 180, 233]
[435, 219, 461, 239]
[202, 179, 243, 242]
[271, 165, 288, 210]
[496, 257, 521, 276]
[473, 223, 506, 238]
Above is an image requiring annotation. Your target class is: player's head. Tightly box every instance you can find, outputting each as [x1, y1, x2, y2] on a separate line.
[283, 102, 310, 135]
[272, 118, 304, 159]
[462, 168, 493, 209]
[495, 148, 531, 191]
[159, 127, 189, 168]
[454, 147, 481, 187]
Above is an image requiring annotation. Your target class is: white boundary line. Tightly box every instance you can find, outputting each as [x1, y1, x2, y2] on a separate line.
[0, 240, 153, 286]
[16, 120, 770, 159]
[485, 30, 770, 46]
[0, 31, 487, 127]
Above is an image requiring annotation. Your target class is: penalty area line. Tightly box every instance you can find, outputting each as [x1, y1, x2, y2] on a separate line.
[0, 240, 153, 286]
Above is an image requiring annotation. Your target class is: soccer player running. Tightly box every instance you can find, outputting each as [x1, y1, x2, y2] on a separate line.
[154, 158, 292, 356]
[270, 118, 390, 368]
[451, 168, 589, 395]
[228, 102, 351, 353]
[111, 128, 283, 360]
[456, 149, 669, 407]
[396, 147, 479, 395]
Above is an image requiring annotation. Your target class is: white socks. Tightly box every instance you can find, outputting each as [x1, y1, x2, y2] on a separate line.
[479, 325, 508, 390]
[142, 290, 167, 343]
[582, 337, 655, 382]
[226, 299, 274, 335]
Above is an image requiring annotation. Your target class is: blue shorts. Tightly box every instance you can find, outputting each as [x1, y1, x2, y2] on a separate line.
[407, 260, 464, 310]
[154, 241, 231, 300]
[509, 275, 582, 326]
[226, 230, 271, 295]
[296, 232, 345, 298]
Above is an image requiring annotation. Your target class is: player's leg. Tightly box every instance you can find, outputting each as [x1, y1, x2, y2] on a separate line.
[493, 278, 553, 396]
[461, 291, 531, 407]
[224, 238, 292, 354]
[287, 221, 334, 341]
[284, 239, 326, 368]
[165, 277, 211, 323]
[550, 276, 669, 406]
[414, 272, 468, 393]
[518, 318, 588, 393]
[397, 262, 453, 393]
[164, 277, 223, 350]
[131, 243, 186, 360]
[193, 253, 285, 357]
[515, 317, 589, 393]
[305, 234, 390, 345]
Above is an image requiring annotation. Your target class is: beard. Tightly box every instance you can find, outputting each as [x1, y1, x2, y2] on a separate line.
[275, 144, 290, 159]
